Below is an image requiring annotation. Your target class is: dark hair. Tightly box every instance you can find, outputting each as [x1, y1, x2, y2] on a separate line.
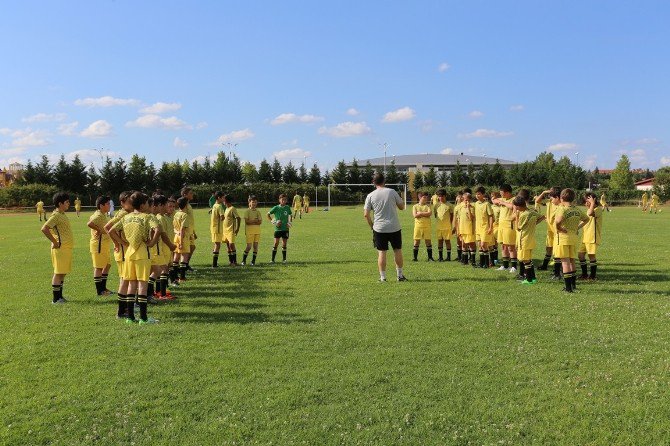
[214, 191, 224, 199]
[584, 191, 599, 205]
[119, 190, 132, 203]
[248, 195, 257, 202]
[372, 172, 385, 186]
[53, 192, 70, 207]
[436, 188, 446, 197]
[560, 188, 576, 203]
[147, 196, 154, 206]
[224, 194, 233, 203]
[462, 187, 472, 194]
[167, 197, 177, 204]
[278, 193, 287, 199]
[462, 192, 472, 201]
[499, 184, 512, 193]
[491, 191, 500, 199]
[518, 188, 530, 200]
[153, 195, 167, 206]
[130, 191, 148, 209]
[96, 195, 111, 208]
[512, 196, 527, 207]
[181, 186, 192, 197]
[176, 196, 188, 210]
[549, 187, 561, 198]
[475, 186, 486, 194]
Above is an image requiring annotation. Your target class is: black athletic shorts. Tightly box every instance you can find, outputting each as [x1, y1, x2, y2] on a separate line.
[274, 230, 290, 240]
[373, 230, 402, 251]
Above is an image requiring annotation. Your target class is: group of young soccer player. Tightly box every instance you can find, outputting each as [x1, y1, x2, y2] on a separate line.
[39, 188, 304, 324]
[640, 191, 661, 213]
[412, 184, 604, 292]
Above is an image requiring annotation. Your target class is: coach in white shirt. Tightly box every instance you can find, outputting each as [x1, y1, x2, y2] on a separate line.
[364, 172, 407, 282]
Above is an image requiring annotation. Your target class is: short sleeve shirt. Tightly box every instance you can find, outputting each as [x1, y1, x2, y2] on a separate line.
[211, 203, 224, 234]
[434, 202, 453, 230]
[363, 188, 403, 233]
[245, 209, 262, 235]
[269, 205, 292, 231]
[413, 204, 432, 227]
[223, 206, 240, 232]
[89, 210, 111, 244]
[45, 210, 74, 248]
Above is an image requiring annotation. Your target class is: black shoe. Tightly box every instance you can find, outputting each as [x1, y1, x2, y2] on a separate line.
[412, 258, 418, 262]
[397, 275, 408, 282]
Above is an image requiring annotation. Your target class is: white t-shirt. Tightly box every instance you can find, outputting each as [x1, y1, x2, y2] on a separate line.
[364, 187, 403, 233]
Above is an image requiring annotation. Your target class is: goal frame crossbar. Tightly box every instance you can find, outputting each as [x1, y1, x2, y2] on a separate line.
[326, 183, 407, 210]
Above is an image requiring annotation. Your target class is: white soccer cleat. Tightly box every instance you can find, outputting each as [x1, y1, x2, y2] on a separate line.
[509, 267, 517, 273]
[497, 265, 507, 271]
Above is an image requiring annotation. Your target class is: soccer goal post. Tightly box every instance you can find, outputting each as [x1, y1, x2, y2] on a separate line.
[326, 183, 407, 210]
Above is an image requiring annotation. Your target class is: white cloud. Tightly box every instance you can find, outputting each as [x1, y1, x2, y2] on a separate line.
[438, 62, 450, 72]
[80, 120, 113, 138]
[61, 148, 119, 164]
[629, 148, 647, 164]
[190, 155, 208, 164]
[22, 113, 67, 123]
[126, 114, 192, 130]
[382, 106, 416, 123]
[441, 148, 454, 155]
[420, 120, 435, 133]
[196, 121, 208, 130]
[273, 148, 312, 161]
[74, 96, 141, 107]
[661, 157, 670, 166]
[459, 128, 513, 139]
[11, 129, 51, 147]
[346, 108, 360, 116]
[270, 113, 325, 125]
[318, 121, 371, 138]
[140, 102, 182, 114]
[468, 110, 484, 118]
[0, 128, 12, 136]
[173, 137, 188, 148]
[58, 121, 79, 136]
[210, 128, 255, 145]
[547, 143, 578, 152]
[0, 147, 27, 156]
[0, 156, 26, 167]
[510, 104, 525, 112]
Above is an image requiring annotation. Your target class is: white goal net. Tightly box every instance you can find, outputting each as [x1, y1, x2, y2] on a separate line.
[325, 183, 407, 210]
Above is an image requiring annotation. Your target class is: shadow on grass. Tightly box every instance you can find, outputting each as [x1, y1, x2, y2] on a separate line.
[167, 309, 316, 325]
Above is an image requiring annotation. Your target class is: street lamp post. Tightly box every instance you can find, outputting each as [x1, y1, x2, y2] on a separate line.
[379, 142, 389, 174]
[575, 152, 580, 166]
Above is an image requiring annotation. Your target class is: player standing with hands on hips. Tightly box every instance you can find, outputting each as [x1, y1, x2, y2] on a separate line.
[364, 172, 407, 282]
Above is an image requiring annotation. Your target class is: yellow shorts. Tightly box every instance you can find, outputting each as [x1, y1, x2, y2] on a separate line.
[436, 229, 452, 240]
[211, 231, 223, 243]
[477, 231, 495, 244]
[579, 242, 598, 255]
[413, 226, 431, 240]
[499, 226, 517, 245]
[461, 233, 476, 244]
[518, 249, 533, 262]
[246, 232, 261, 244]
[150, 247, 162, 266]
[90, 250, 111, 269]
[123, 258, 151, 281]
[51, 247, 73, 274]
[546, 231, 555, 248]
[223, 231, 236, 244]
[554, 244, 577, 260]
[174, 235, 190, 254]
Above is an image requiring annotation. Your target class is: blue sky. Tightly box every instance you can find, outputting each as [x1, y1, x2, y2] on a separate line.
[1, 0, 669, 172]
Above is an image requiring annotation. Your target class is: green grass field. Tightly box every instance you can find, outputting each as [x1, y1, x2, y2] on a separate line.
[1, 205, 669, 445]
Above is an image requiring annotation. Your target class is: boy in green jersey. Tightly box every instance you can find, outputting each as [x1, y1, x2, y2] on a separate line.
[267, 194, 293, 263]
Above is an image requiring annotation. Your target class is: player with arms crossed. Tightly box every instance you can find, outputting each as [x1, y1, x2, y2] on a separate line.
[268, 194, 292, 263]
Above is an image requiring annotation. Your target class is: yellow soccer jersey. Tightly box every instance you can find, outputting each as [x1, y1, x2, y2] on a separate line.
[582, 207, 603, 245]
[245, 208, 262, 235]
[108, 209, 128, 228]
[474, 200, 494, 235]
[492, 204, 500, 225]
[600, 194, 607, 206]
[157, 214, 171, 253]
[74, 198, 81, 209]
[292, 195, 302, 210]
[554, 205, 588, 246]
[223, 206, 240, 232]
[431, 194, 439, 207]
[211, 203, 224, 234]
[185, 202, 195, 228]
[457, 203, 475, 235]
[642, 193, 648, 203]
[651, 194, 659, 205]
[434, 202, 453, 230]
[498, 197, 515, 228]
[164, 214, 175, 241]
[517, 208, 540, 251]
[44, 210, 74, 248]
[115, 212, 159, 260]
[303, 194, 310, 204]
[173, 210, 189, 235]
[413, 204, 432, 227]
[88, 210, 111, 245]
[36, 201, 44, 212]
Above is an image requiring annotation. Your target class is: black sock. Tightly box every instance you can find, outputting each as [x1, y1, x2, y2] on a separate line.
[479, 252, 485, 267]
[427, 248, 433, 260]
[160, 275, 168, 296]
[511, 258, 518, 269]
[252, 252, 257, 264]
[564, 272, 573, 292]
[101, 273, 108, 290]
[571, 273, 577, 290]
[457, 248, 462, 261]
[232, 251, 237, 264]
[228, 253, 233, 264]
[94, 276, 103, 294]
[137, 295, 148, 321]
[553, 260, 561, 277]
[447, 250, 451, 261]
[590, 260, 598, 279]
[541, 254, 551, 269]
[413, 248, 419, 260]
[438, 248, 443, 261]
[212, 252, 219, 267]
[580, 260, 588, 276]
[482, 251, 490, 267]
[126, 295, 135, 319]
[147, 277, 155, 297]
[282, 248, 287, 261]
[272, 248, 277, 262]
[179, 262, 187, 280]
[526, 262, 536, 281]
[503, 257, 510, 269]
[490, 248, 497, 264]
[469, 250, 476, 266]
[170, 262, 178, 281]
[243, 251, 249, 263]
[155, 277, 162, 296]
[52, 284, 62, 302]
[117, 294, 126, 317]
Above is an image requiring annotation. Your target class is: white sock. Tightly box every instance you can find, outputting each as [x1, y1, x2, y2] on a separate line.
[396, 267, 403, 277]
[380, 271, 386, 280]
